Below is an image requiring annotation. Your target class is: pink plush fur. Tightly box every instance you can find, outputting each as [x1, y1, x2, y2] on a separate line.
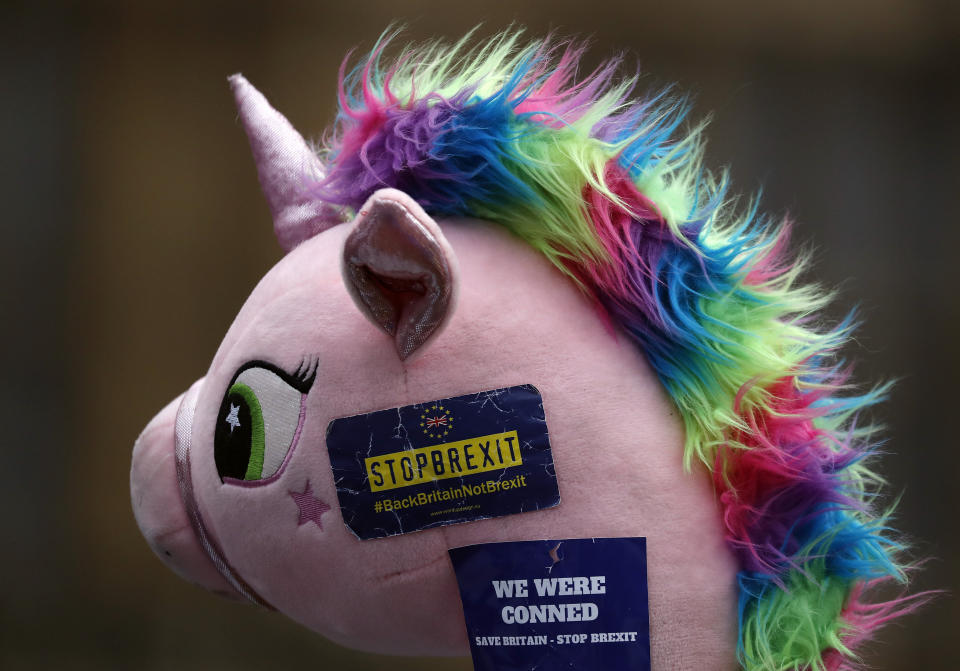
[133, 209, 738, 667]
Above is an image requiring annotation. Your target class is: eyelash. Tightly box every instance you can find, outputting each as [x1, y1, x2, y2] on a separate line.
[228, 357, 318, 395]
[291, 357, 319, 390]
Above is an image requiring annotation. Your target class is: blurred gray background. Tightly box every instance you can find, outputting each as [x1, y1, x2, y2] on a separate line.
[2, 1, 957, 669]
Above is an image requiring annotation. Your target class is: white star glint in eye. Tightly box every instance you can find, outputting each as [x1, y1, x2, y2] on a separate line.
[225, 403, 241, 433]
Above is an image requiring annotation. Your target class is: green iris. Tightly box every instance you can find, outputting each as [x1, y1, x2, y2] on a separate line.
[229, 382, 266, 480]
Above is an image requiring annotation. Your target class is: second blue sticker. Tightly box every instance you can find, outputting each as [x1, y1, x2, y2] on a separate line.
[449, 537, 651, 671]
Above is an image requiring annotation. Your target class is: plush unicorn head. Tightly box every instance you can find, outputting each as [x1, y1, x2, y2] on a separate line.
[130, 31, 920, 670]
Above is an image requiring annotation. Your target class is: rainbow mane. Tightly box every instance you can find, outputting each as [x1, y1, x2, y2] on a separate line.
[311, 30, 923, 670]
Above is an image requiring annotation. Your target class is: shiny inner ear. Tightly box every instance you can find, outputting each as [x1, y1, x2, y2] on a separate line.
[342, 192, 456, 361]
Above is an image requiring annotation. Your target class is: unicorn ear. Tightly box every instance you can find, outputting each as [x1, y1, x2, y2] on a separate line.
[342, 189, 459, 362]
[229, 74, 347, 251]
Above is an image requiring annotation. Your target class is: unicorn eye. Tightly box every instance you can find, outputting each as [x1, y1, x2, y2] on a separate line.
[214, 360, 316, 485]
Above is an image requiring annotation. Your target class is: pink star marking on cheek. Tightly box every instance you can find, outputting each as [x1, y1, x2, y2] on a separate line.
[289, 480, 331, 530]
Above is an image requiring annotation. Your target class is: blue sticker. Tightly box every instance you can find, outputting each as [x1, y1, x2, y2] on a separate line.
[325, 385, 560, 540]
[449, 537, 650, 671]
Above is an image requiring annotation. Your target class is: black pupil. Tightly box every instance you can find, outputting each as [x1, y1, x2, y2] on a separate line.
[214, 392, 253, 481]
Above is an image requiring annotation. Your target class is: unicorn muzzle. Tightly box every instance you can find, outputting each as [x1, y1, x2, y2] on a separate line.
[130, 379, 241, 601]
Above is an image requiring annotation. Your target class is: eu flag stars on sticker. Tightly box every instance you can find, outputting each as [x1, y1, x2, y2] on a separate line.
[421, 404, 453, 439]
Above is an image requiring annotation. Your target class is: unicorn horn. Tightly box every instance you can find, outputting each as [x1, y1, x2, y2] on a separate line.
[229, 74, 346, 251]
